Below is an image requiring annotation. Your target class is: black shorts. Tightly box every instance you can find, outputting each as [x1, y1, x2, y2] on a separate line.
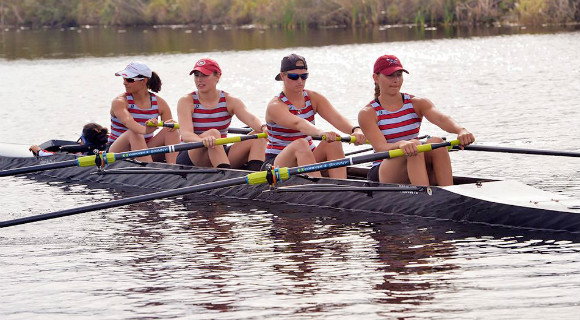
[260, 154, 277, 171]
[176, 145, 232, 166]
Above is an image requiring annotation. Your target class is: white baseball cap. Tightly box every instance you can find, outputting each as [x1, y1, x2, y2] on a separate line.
[115, 61, 153, 78]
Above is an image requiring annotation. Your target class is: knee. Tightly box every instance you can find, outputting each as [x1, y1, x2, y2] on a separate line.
[292, 138, 312, 151]
[125, 130, 144, 141]
[204, 128, 222, 138]
[426, 136, 444, 143]
[162, 127, 181, 138]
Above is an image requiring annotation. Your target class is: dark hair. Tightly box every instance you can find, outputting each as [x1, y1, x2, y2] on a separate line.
[82, 123, 109, 146]
[145, 71, 162, 93]
[374, 81, 380, 99]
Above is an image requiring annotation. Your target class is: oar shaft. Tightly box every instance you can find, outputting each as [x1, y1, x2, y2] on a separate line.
[0, 177, 248, 228]
[455, 145, 580, 157]
[0, 159, 80, 177]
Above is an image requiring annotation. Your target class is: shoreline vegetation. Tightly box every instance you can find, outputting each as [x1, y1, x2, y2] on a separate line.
[1, 0, 579, 30]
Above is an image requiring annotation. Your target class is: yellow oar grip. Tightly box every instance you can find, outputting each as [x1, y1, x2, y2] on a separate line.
[214, 132, 267, 146]
[388, 139, 460, 158]
[246, 168, 290, 185]
[146, 121, 180, 129]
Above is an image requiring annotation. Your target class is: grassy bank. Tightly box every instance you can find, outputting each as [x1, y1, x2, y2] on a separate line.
[1, 0, 579, 29]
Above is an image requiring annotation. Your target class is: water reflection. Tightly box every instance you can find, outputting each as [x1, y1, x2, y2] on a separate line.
[1, 24, 578, 60]
[1, 178, 579, 318]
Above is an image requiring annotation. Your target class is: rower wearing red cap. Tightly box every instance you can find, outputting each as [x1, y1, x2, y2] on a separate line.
[358, 55, 475, 186]
[176, 58, 267, 170]
[108, 61, 180, 163]
[263, 53, 366, 178]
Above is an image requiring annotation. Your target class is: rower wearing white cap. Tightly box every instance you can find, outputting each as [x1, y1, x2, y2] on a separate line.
[108, 61, 180, 163]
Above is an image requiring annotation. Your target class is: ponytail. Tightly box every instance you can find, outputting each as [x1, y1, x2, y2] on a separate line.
[374, 81, 380, 99]
[147, 71, 162, 93]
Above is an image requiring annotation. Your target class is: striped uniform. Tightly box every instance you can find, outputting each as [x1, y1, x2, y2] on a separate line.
[371, 93, 422, 166]
[108, 92, 159, 143]
[191, 91, 232, 138]
[266, 91, 315, 156]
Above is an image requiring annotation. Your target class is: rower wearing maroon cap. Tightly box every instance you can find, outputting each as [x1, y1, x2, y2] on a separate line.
[358, 55, 475, 186]
[263, 53, 366, 178]
[176, 58, 267, 170]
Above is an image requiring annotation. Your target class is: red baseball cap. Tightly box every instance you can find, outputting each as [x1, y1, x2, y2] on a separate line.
[190, 58, 222, 76]
[373, 55, 409, 76]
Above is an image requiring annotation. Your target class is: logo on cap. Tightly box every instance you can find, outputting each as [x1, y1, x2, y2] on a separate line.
[196, 60, 206, 66]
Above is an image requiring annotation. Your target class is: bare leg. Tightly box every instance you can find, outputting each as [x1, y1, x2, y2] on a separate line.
[187, 129, 229, 167]
[314, 140, 346, 179]
[406, 153, 430, 186]
[425, 137, 453, 186]
[228, 137, 266, 169]
[147, 127, 181, 164]
[109, 130, 151, 162]
[378, 157, 410, 184]
[274, 139, 320, 177]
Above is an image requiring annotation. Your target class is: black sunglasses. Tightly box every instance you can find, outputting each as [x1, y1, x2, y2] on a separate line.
[124, 77, 145, 83]
[286, 73, 309, 81]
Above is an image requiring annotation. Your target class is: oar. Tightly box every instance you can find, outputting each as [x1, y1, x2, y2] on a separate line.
[0, 139, 460, 228]
[0, 133, 266, 177]
[227, 127, 369, 144]
[344, 134, 432, 156]
[453, 145, 580, 157]
[146, 121, 180, 129]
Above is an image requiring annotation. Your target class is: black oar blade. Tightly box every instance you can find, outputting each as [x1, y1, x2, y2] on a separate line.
[0, 159, 79, 177]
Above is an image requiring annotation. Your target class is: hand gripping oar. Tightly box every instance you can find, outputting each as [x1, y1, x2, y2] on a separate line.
[227, 127, 369, 144]
[146, 121, 180, 129]
[0, 139, 459, 228]
[0, 133, 267, 177]
[453, 144, 580, 157]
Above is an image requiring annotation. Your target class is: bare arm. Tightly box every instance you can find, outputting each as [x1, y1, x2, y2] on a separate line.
[227, 95, 265, 132]
[310, 90, 354, 134]
[414, 97, 475, 145]
[176, 94, 202, 143]
[265, 97, 327, 137]
[310, 90, 366, 144]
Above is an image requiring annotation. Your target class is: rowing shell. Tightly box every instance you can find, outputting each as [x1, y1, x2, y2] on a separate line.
[1, 143, 578, 233]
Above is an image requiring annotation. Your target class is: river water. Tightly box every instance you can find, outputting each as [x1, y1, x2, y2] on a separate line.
[1, 26, 579, 319]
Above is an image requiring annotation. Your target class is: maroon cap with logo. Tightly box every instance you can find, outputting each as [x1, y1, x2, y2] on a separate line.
[373, 55, 409, 76]
[190, 58, 222, 75]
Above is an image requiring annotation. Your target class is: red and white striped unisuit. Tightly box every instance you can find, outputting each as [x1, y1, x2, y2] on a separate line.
[191, 90, 232, 138]
[108, 92, 159, 143]
[266, 91, 315, 156]
[371, 93, 422, 166]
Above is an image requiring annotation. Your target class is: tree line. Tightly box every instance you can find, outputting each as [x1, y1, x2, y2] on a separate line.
[1, 0, 578, 29]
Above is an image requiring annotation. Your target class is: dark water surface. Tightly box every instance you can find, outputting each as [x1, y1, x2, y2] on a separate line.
[1, 26, 579, 319]
[1, 24, 578, 60]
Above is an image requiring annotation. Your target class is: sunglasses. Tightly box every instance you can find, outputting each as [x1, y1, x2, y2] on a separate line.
[124, 77, 145, 83]
[286, 73, 309, 81]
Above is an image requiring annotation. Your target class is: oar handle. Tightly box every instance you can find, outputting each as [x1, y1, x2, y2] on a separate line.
[146, 121, 180, 129]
